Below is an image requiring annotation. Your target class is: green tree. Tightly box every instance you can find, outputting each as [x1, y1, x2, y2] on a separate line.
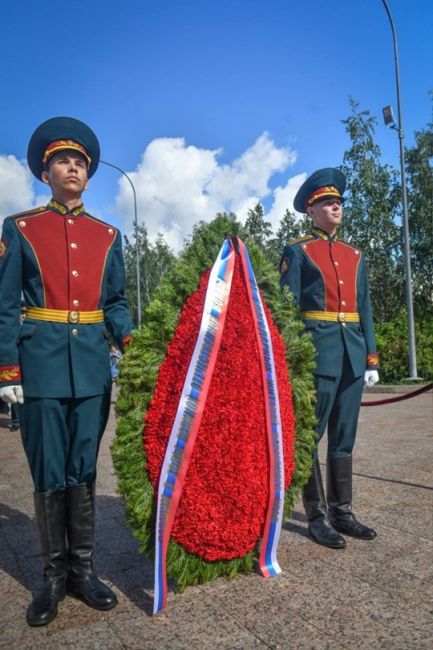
[405, 95, 433, 317]
[244, 202, 272, 248]
[267, 208, 310, 266]
[123, 224, 175, 326]
[340, 98, 404, 323]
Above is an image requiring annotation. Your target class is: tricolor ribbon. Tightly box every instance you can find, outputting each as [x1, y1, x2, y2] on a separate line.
[152, 237, 285, 614]
[153, 239, 236, 614]
[238, 240, 285, 577]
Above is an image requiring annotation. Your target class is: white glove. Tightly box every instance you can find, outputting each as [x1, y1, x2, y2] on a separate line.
[364, 370, 379, 387]
[0, 385, 24, 404]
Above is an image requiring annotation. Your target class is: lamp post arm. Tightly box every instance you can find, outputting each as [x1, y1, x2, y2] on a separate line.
[100, 160, 142, 328]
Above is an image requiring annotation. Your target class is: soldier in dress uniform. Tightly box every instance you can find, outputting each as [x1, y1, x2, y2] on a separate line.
[280, 168, 379, 549]
[0, 117, 133, 626]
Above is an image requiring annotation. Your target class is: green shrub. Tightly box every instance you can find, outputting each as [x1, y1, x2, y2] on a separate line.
[375, 310, 433, 382]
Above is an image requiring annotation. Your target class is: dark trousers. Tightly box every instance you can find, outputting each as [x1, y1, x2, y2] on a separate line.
[313, 356, 364, 459]
[11, 403, 21, 427]
[20, 394, 111, 493]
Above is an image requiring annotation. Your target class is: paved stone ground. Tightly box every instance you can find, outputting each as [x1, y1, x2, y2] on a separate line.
[0, 389, 432, 649]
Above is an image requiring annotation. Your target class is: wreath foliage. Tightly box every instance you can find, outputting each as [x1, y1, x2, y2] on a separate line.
[112, 214, 317, 591]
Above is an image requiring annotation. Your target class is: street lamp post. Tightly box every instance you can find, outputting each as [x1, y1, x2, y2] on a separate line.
[380, 0, 418, 379]
[100, 160, 142, 328]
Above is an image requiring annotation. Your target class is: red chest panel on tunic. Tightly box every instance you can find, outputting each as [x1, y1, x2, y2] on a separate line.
[16, 211, 116, 310]
[303, 239, 361, 312]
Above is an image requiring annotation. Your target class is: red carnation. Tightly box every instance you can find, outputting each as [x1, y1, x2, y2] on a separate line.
[144, 256, 295, 560]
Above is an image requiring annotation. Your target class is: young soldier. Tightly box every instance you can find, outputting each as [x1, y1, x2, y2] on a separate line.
[280, 168, 379, 549]
[0, 117, 133, 626]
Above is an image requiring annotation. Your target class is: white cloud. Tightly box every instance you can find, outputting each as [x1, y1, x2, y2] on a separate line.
[0, 156, 35, 218]
[266, 172, 307, 231]
[115, 132, 299, 251]
[34, 192, 51, 207]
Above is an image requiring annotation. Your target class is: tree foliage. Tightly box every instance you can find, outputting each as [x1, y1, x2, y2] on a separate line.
[121, 95, 433, 383]
[340, 98, 404, 323]
[123, 224, 176, 326]
[244, 202, 272, 248]
[375, 311, 433, 383]
[266, 209, 310, 266]
[405, 94, 433, 317]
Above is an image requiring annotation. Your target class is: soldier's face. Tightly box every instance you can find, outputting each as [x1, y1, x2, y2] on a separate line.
[41, 151, 89, 199]
[307, 198, 342, 235]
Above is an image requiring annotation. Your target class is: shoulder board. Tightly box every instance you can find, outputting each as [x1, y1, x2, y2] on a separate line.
[290, 234, 314, 245]
[6, 206, 46, 221]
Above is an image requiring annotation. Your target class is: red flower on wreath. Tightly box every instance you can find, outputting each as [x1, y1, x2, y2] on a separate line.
[144, 256, 295, 560]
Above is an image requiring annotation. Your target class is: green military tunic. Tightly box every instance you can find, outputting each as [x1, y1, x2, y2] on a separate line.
[0, 200, 133, 490]
[280, 228, 379, 457]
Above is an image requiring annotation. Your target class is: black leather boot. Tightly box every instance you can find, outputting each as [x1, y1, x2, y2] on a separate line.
[327, 456, 377, 540]
[303, 458, 346, 549]
[26, 490, 67, 626]
[65, 482, 117, 610]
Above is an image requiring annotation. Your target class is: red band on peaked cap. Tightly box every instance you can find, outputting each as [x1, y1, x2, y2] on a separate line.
[27, 116, 100, 180]
[42, 140, 91, 168]
[305, 185, 342, 208]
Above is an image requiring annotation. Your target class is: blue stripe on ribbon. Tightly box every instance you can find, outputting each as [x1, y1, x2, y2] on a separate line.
[218, 258, 228, 280]
[264, 521, 278, 575]
[220, 239, 231, 259]
[157, 543, 164, 610]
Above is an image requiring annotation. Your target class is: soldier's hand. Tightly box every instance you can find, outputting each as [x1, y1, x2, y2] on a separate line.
[0, 385, 24, 404]
[364, 370, 379, 387]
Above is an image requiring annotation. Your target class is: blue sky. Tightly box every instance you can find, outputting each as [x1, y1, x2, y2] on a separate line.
[1, 0, 432, 250]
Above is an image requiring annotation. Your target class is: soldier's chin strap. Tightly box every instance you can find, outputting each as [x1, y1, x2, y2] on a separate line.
[0, 385, 24, 404]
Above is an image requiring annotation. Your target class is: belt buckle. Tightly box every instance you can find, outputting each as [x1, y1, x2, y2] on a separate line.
[337, 312, 346, 322]
[68, 310, 80, 324]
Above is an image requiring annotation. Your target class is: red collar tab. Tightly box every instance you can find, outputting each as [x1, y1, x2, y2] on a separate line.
[42, 139, 91, 168]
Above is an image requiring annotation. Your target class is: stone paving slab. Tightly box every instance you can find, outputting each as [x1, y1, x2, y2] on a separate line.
[0, 390, 432, 649]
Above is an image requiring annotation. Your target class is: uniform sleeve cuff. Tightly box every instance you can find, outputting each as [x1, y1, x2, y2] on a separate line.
[0, 365, 22, 383]
[120, 335, 132, 352]
[366, 353, 379, 368]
